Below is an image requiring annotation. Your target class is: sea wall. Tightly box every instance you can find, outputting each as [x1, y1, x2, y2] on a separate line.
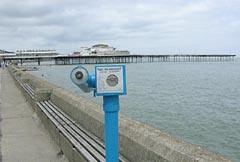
[7, 65, 232, 162]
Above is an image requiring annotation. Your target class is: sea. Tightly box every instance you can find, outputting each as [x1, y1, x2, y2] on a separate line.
[28, 59, 240, 161]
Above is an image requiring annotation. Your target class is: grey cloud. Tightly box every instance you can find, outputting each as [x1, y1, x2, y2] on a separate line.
[0, 0, 240, 54]
[0, 0, 56, 18]
[0, 5, 52, 18]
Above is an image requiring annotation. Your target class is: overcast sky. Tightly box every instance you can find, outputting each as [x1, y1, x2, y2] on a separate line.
[0, 0, 239, 55]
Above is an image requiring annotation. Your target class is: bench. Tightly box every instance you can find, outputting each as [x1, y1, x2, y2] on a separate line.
[22, 83, 35, 99]
[16, 78, 35, 99]
[37, 100, 129, 162]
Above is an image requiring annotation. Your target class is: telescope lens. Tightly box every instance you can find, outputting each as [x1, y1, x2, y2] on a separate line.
[75, 71, 83, 80]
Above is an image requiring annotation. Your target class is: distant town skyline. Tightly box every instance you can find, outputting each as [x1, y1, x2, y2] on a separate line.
[0, 0, 239, 56]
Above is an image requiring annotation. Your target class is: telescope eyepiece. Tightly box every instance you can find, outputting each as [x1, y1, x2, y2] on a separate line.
[75, 71, 84, 80]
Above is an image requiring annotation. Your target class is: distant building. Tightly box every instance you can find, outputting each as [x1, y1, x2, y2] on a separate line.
[15, 49, 58, 57]
[78, 47, 91, 56]
[0, 49, 16, 57]
[74, 44, 130, 56]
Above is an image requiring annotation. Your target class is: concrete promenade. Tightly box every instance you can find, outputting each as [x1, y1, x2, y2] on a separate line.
[0, 68, 68, 162]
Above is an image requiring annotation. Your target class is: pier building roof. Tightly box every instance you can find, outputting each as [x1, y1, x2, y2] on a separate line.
[0, 49, 16, 57]
[74, 44, 130, 56]
[15, 49, 59, 57]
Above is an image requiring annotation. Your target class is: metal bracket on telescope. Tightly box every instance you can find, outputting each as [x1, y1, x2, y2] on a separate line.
[70, 64, 127, 162]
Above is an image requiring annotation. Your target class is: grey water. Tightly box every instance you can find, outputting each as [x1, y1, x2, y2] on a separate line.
[29, 60, 240, 161]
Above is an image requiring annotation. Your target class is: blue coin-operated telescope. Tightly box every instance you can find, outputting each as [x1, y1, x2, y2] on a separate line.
[70, 64, 127, 162]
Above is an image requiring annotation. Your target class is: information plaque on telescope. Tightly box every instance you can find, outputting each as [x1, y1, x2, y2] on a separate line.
[95, 65, 127, 96]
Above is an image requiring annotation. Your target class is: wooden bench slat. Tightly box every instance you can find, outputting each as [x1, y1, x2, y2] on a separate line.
[40, 101, 106, 162]
[21, 83, 34, 99]
[44, 101, 106, 153]
[43, 101, 106, 161]
[47, 101, 105, 148]
[24, 84, 34, 93]
[37, 102, 98, 162]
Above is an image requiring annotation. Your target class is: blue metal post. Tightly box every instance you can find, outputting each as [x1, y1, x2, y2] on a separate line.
[103, 95, 120, 162]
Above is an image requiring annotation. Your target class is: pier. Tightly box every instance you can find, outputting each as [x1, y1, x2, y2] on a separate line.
[1, 65, 232, 162]
[55, 54, 236, 65]
[2, 54, 236, 65]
